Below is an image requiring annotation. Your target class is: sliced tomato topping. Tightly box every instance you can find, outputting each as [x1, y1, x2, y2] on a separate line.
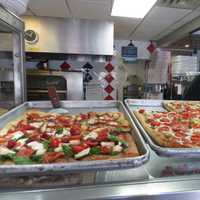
[43, 152, 64, 163]
[16, 147, 34, 157]
[138, 109, 145, 114]
[150, 121, 161, 127]
[80, 114, 88, 120]
[27, 113, 40, 121]
[71, 144, 88, 153]
[100, 146, 110, 154]
[70, 124, 81, 135]
[163, 122, 171, 126]
[153, 113, 161, 119]
[56, 116, 71, 127]
[0, 137, 5, 144]
[175, 131, 184, 138]
[49, 138, 60, 148]
[180, 121, 189, 127]
[97, 129, 109, 141]
[7, 140, 17, 149]
[172, 126, 182, 132]
[191, 124, 200, 129]
[191, 135, 200, 142]
[160, 118, 170, 123]
[41, 132, 50, 139]
[69, 135, 82, 140]
[158, 126, 170, 132]
[19, 124, 35, 131]
[181, 112, 190, 119]
[85, 140, 98, 147]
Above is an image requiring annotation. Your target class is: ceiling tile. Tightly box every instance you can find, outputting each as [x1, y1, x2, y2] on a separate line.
[154, 10, 200, 40]
[27, 0, 71, 18]
[68, 0, 112, 20]
[132, 6, 191, 40]
[113, 18, 141, 39]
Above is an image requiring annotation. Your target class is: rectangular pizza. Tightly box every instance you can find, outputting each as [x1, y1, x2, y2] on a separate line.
[0, 109, 139, 165]
[163, 101, 200, 113]
[134, 107, 200, 148]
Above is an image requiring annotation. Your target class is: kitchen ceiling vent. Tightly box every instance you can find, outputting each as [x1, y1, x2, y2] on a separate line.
[157, 0, 200, 9]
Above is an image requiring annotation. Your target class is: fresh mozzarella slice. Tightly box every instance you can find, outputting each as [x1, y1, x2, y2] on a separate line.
[101, 142, 115, 148]
[40, 122, 47, 133]
[74, 148, 90, 159]
[46, 130, 56, 136]
[54, 143, 69, 152]
[56, 128, 71, 138]
[69, 140, 80, 145]
[26, 130, 35, 134]
[107, 121, 118, 126]
[27, 141, 46, 155]
[0, 128, 9, 136]
[54, 144, 62, 152]
[84, 131, 98, 140]
[29, 122, 44, 128]
[11, 131, 24, 141]
[47, 122, 55, 127]
[0, 147, 15, 155]
[113, 145, 123, 153]
[15, 138, 28, 150]
[88, 118, 97, 125]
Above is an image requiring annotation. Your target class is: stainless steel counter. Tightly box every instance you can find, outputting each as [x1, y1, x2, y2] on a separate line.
[1, 177, 200, 200]
[1, 146, 200, 199]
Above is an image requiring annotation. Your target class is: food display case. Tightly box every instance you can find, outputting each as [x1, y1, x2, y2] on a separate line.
[1, 100, 200, 200]
[0, 5, 25, 111]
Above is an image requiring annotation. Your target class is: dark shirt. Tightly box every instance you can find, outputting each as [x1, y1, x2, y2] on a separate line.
[183, 75, 200, 100]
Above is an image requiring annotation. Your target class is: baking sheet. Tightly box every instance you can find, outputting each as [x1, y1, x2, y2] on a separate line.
[0, 101, 149, 176]
[125, 99, 200, 158]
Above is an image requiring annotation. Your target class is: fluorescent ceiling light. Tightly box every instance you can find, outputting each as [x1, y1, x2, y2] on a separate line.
[111, 0, 157, 19]
[185, 44, 190, 48]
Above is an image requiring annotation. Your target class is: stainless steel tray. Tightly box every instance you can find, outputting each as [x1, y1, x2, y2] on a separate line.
[0, 101, 149, 176]
[125, 99, 200, 158]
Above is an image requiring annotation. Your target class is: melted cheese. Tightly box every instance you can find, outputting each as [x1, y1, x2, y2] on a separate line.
[11, 131, 24, 141]
[84, 131, 98, 140]
[0, 147, 15, 155]
[27, 141, 46, 155]
[29, 122, 43, 128]
[74, 148, 90, 159]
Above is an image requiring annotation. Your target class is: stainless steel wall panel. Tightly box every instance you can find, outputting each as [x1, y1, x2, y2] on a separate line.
[23, 16, 114, 56]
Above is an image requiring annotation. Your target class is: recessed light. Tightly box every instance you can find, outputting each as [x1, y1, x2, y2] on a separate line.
[111, 0, 157, 19]
[185, 44, 190, 48]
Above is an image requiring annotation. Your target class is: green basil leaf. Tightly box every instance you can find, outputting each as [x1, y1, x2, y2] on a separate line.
[0, 153, 15, 161]
[90, 147, 100, 155]
[56, 127, 63, 135]
[62, 145, 73, 157]
[110, 152, 119, 156]
[13, 156, 33, 164]
[108, 134, 119, 142]
[42, 140, 49, 149]
[31, 155, 43, 163]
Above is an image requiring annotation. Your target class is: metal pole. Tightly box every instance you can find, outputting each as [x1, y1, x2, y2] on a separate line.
[12, 31, 25, 105]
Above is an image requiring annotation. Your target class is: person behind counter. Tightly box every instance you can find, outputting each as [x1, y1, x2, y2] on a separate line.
[183, 75, 200, 100]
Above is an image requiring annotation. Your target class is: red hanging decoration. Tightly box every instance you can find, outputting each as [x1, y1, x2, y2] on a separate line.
[147, 41, 156, 54]
[104, 74, 114, 83]
[105, 63, 114, 72]
[104, 95, 114, 100]
[104, 85, 114, 94]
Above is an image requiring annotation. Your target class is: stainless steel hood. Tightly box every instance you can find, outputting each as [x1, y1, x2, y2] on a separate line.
[22, 16, 114, 56]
